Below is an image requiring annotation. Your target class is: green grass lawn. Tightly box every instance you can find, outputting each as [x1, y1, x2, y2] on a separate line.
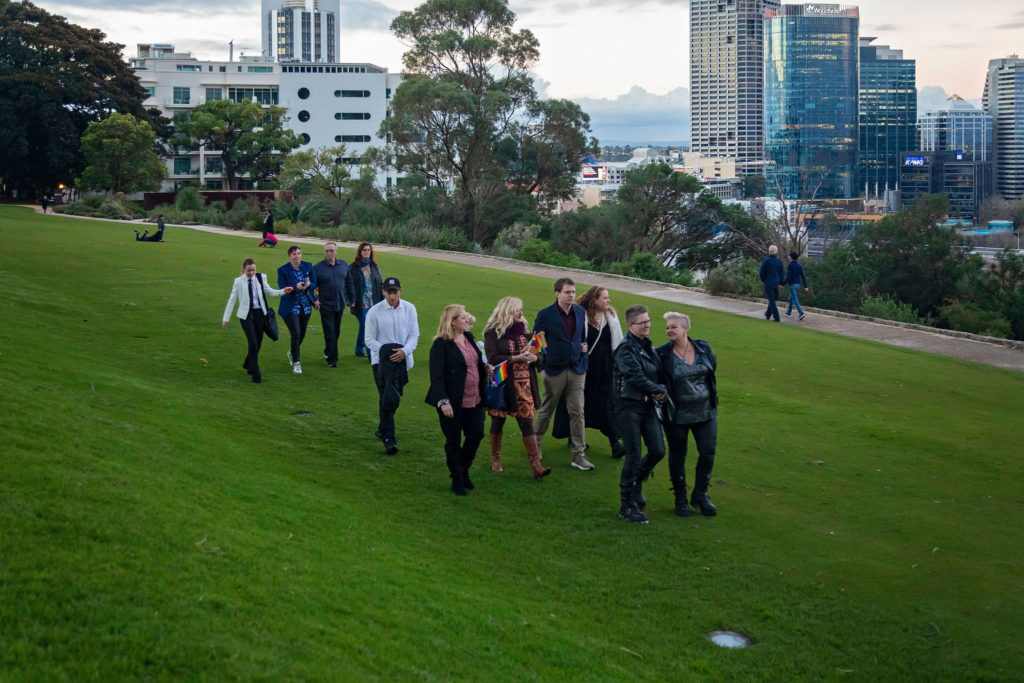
[1, 205, 1022, 680]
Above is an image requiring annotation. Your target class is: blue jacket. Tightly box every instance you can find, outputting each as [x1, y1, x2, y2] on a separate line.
[277, 261, 318, 316]
[786, 260, 808, 288]
[759, 254, 785, 288]
[533, 302, 588, 376]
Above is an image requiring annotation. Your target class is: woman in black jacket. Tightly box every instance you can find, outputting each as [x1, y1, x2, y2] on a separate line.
[349, 242, 384, 357]
[425, 304, 488, 496]
[656, 312, 719, 517]
[612, 304, 667, 524]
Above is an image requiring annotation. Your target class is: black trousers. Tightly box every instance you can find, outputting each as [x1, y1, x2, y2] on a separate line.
[240, 308, 266, 376]
[616, 401, 665, 486]
[319, 308, 343, 364]
[764, 285, 780, 321]
[664, 418, 717, 484]
[284, 311, 310, 363]
[437, 404, 485, 478]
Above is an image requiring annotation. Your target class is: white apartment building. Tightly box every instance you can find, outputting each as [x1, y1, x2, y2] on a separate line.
[132, 43, 401, 190]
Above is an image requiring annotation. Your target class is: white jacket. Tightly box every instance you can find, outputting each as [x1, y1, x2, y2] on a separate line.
[223, 273, 287, 323]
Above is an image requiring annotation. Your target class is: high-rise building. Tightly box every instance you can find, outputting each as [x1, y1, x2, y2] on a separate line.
[689, 0, 780, 176]
[919, 95, 992, 161]
[899, 151, 992, 221]
[858, 38, 916, 198]
[261, 0, 340, 63]
[983, 55, 1024, 200]
[764, 4, 859, 199]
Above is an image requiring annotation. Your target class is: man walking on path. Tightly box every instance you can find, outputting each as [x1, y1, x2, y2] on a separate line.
[785, 251, 810, 321]
[313, 242, 355, 367]
[759, 245, 786, 322]
[365, 277, 419, 454]
[532, 277, 593, 471]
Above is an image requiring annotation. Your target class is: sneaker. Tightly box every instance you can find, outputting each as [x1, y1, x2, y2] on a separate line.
[799, 313, 806, 320]
[327, 362, 337, 368]
[784, 311, 791, 317]
[571, 454, 595, 471]
[287, 350, 294, 366]
[384, 439, 399, 455]
[292, 362, 302, 374]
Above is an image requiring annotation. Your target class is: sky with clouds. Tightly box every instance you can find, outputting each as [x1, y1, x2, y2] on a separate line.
[31, 0, 1024, 143]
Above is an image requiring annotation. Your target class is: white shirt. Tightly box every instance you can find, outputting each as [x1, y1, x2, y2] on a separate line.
[365, 298, 419, 369]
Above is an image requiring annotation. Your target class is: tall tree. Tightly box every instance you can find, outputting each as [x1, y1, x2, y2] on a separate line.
[173, 99, 300, 190]
[79, 113, 165, 194]
[0, 1, 145, 195]
[380, 0, 596, 245]
[277, 144, 354, 199]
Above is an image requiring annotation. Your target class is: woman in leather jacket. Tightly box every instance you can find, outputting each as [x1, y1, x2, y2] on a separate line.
[655, 312, 719, 517]
[612, 304, 667, 524]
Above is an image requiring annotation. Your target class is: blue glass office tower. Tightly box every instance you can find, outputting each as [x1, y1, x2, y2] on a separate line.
[764, 4, 859, 199]
[983, 55, 1024, 200]
[859, 38, 916, 197]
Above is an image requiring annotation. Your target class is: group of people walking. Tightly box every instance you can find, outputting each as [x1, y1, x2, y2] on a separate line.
[760, 245, 811, 322]
[223, 255, 721, 523]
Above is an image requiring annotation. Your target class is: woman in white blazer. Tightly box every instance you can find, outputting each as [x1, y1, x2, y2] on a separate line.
[222, 258, 291, 383]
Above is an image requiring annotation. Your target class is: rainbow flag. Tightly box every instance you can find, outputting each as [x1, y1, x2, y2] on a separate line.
[493, 361, 509, 384]
[528, 332, 547, 354]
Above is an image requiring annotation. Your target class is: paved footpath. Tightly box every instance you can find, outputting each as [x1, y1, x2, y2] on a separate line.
[32, 207, 1024, 373]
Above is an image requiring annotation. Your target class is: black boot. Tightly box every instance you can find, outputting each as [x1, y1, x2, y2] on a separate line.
[618, 483, 649, 524]
[690, 474, 717, 516]
[451, 471, 467, 496]
[672, 477, 691, 517]
[634, 467, 654, 512]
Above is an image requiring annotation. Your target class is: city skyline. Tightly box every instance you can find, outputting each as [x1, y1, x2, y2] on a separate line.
[32, 0, 1024, 103]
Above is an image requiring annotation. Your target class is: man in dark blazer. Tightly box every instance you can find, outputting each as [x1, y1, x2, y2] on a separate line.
[313, 242, 355, 368]
[532, 277, 594, 471]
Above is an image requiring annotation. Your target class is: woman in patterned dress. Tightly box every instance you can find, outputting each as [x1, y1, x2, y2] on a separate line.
[482, 297, 551, 480]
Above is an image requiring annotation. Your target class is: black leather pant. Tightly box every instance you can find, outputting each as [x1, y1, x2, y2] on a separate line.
[664, 418, 717, 486]
[616, 400, 665, 486]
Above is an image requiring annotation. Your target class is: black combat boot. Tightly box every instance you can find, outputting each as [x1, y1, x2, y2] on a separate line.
[690, 474, 717, 516]
[672, 476, 691, 517]
[618, 483, 649, 524]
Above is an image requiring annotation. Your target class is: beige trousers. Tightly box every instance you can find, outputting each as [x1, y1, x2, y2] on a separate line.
[534, 369, 586, 458]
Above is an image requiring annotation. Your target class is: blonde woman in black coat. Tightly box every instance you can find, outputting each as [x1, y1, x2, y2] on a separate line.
[425, 304, 488, 496]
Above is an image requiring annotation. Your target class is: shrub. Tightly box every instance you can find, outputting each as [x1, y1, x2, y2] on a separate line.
[938, 301, 1013, 339]
[515, 238, 593, 271]
[858, 294, 931, 325]
[175, 186, 204, 212]
[493, 222, 541, 253]
[83, 195, 105, 209]
[704, 258, 763, 297]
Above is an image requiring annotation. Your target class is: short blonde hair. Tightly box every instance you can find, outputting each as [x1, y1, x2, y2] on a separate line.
[434, 304, 466, 341]
[664, 311, 691, 329]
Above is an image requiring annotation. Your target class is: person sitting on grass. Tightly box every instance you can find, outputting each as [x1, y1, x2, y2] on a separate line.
[135, 215, 166, 242]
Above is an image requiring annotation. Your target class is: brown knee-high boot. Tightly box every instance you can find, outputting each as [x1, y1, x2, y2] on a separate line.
[523, 434, 551, 480]
[490, 433, 503, 472]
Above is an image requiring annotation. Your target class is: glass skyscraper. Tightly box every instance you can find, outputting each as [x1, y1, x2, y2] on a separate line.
[689, 0, 780, 175]
[858, 38, 916, 197]
[919, 95, 993, 161]
[983, 55, 1024, 200]
[764, 4, 859, 199]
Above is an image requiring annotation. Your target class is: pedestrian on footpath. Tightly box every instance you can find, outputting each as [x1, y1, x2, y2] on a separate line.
[759, 245, 785, 322]
[785, 252, 810, 321]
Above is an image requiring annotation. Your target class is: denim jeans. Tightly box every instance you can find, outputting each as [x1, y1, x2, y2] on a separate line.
[787, 284, 804, 316]
[354, 307, 368, 355]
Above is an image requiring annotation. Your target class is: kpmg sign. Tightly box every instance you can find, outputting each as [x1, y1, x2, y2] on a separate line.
[804, 3, 842, 16]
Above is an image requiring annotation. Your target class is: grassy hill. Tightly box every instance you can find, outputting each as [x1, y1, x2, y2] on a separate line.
[1, 205, 1022, 679]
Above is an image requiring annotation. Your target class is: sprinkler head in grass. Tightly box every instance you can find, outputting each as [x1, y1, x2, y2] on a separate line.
[708, 631, 752, 649]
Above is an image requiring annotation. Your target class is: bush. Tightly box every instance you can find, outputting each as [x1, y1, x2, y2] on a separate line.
[54, 198, 144, 220]
[858, 294, 931, 325]
[493, 222, 541, 253]
[148, 205, 194, 224]
[603, 252, 694, 285]
[938, 301, 1013, 339]
[704, 258, 763, 297]
[175, 186, 204, 212]
[516, 238, 593, 271]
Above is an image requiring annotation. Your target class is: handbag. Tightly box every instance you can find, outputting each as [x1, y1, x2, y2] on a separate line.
[259, 274, 279, 341]
[483, 378, 505, 410]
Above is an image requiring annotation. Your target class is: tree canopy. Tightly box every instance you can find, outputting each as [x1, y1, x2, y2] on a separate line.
[79, 113, 165, 194]
[0, 1, 146, 196]
[173, 99, 300, 190]
[380, 0, 596, 245]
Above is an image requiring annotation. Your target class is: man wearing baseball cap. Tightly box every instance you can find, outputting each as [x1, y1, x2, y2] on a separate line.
[365, 277, 419, 454]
